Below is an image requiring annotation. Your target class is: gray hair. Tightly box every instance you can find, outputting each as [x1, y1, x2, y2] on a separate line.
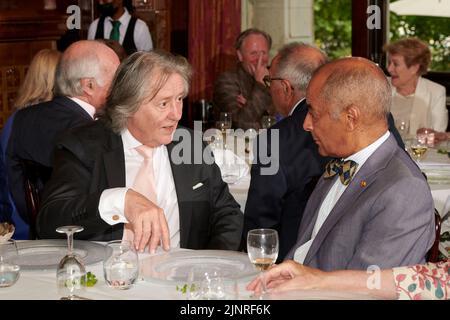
[235, 28, 272, 50]
[54, 44, 106, 97]
[274, 42, 328, 93]
[104, 50, 192, 133]
[319, 58, 391, 121]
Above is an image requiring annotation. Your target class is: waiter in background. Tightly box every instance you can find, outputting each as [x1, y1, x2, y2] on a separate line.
[88, 0, 153, 55]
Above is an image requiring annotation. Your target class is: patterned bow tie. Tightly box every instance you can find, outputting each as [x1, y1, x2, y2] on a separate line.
[324, 159, 359, 186]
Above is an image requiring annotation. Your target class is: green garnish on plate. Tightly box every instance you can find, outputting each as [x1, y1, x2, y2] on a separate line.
[81, 272, 98, 287]
[176, 283, 197, 294]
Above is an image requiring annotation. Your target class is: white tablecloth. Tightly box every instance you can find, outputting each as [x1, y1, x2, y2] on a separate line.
[0, 247, 376, 300]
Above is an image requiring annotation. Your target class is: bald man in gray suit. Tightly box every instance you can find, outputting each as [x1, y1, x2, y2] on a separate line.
[285, 57, 435, 271]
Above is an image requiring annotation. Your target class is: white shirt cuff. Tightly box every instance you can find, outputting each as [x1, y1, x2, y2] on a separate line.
[99, 187, 129, 225]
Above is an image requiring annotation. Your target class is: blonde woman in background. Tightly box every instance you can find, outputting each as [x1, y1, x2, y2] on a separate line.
[0, 49, 61, 239]
[384, 38, 447, 137]
[13, 49, 61, 109]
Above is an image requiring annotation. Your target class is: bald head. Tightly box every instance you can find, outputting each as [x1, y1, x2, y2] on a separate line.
[308, 57, 391, 124]
[55, 40, 120, 108]
[303, 57, 391, 157]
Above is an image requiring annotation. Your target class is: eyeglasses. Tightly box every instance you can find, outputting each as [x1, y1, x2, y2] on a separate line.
[263, 75, 286, 88]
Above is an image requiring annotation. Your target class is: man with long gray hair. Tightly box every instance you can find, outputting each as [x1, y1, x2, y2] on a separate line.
[6, 40, 119, 237]
[37, 50, 243, 252]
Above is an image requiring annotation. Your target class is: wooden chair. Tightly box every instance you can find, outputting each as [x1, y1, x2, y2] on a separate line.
[21, 160, 51, 239]
[426, 209, 442, 263]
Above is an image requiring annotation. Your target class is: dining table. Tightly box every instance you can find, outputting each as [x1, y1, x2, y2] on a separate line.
[0, 244, 376, 300]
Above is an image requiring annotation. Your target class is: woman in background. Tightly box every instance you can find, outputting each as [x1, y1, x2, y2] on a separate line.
[384, 38, 447, 136]
[0, 49, 61, 239]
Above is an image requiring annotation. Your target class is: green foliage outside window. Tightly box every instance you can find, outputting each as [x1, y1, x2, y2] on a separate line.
[314, 0, 450, 71]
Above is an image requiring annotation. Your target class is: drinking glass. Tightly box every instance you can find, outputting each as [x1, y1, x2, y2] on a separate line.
[247, 229, 279, 296]
[0, 240, 20, 287]
[410, 138, 428, 162]
[220, 112, 232, 128]
[216, 120, 232, 148]
[395, 118, 410, 139]
[186, 267, 238, 300]
[56, 225, 86, 300]
[103, 240, 139, 290]
[261, 116, 276, 129]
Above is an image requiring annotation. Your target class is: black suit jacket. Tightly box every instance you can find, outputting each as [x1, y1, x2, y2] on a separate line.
[243, 100, 329, 260]
[37, 121, 243, 250]
[6, 96, 93, 224]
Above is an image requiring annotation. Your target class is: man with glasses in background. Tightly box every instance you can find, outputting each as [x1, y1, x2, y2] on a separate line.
[243, 43, 329, 260]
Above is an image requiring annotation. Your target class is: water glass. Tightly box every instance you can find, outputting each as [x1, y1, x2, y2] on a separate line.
[103, 240, 139, 290]
[0, 240, 20, 288]
[186, 267, 238, 300]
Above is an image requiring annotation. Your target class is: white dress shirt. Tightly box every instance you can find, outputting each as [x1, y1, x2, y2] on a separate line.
[69, 97, 96, 119]
[98, 129, 180, 247]
[87, 8, 153, 52]
[293, 131, 391, 263]
[288, 98, 305, 116]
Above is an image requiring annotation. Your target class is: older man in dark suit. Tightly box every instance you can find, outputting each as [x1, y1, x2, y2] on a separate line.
[6, 40, 120, 235]
[37, 51, 243, 253]
[243, 43, 329, 260]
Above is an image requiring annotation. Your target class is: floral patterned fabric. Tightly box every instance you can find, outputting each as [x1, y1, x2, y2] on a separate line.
[393, 260, 450, 300]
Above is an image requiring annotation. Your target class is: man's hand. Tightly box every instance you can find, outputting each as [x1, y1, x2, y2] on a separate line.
[236, 94, 247, 108]
[246, 260, 326, 294]
[124, 189, 170, 253]
[253, 52, 269, 85]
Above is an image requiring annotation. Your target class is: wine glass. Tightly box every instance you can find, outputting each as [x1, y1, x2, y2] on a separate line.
[395, 118, 410, 140]
[220, 112, 232, 128]
[260, 116, 276, 129]
[216, 120, 232, 148]
[410, 138, 428, 162]
[0, 240, 20, 287]
[56, 225, 86, 300]
[247, 229, 279, 296]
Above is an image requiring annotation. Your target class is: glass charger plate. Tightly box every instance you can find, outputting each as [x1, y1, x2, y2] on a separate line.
[140, 250, 257, 284]
[16, 240, 107, 270]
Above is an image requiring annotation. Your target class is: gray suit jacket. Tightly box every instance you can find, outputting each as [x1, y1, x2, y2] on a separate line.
[286, 135, 435, 271]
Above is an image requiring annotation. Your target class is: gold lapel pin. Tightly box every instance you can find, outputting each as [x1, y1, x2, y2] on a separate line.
[360, 181, 367, 188]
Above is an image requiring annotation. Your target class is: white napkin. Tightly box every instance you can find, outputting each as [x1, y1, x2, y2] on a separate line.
[212, 148, 249, 184]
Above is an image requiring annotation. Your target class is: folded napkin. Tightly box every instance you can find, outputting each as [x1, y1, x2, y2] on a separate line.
[212, 148, 249, 184]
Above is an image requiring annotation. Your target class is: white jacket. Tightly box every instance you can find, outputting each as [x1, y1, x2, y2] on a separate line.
[391, 76, 447, 133]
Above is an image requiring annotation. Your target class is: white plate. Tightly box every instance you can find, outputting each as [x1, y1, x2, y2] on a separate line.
[16, 240, 108, 270]
[140, 250, 257, 284]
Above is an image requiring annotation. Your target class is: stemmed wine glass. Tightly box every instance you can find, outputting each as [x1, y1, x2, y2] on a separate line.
[56, 225, 86, 300]
[247, 229, 279, 296]
[410, 138, 428, 163]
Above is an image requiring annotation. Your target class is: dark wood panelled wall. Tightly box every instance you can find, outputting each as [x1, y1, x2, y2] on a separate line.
[0, 0, 174, 129]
